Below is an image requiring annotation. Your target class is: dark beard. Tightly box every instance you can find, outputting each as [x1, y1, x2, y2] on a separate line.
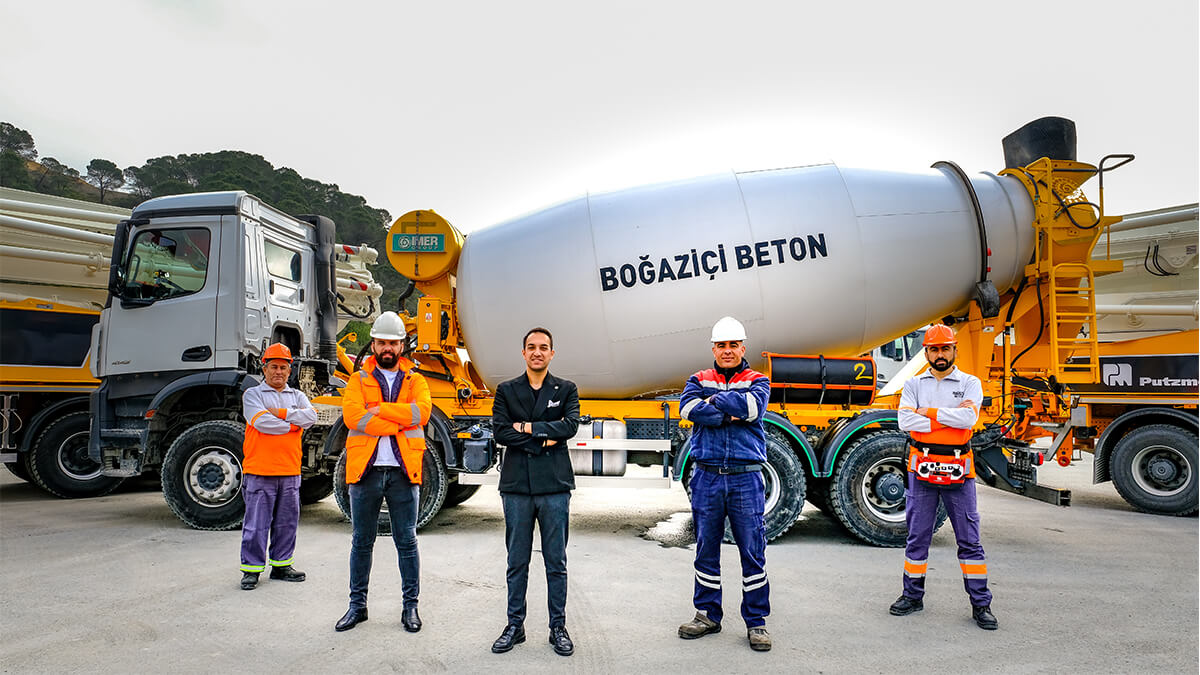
[930, 357, 953, 372]
[376, 352, 399, 368]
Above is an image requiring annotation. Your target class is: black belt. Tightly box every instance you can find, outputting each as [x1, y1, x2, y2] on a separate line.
[695, 462, 763, 475]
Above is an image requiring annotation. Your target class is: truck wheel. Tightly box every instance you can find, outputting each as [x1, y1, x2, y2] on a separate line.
[1110, 424, 1198, 516]
[161, 420, 246, 531]
[682, 430, 806, 543]
[443, 478, 481, 507]
[830, 430, 947, 547]
[333, 446, 449, 534]
[299, 475, 335, 505]
[28, 411, 124, 498]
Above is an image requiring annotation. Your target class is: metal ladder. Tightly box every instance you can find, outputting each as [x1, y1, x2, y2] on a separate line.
[1047, 262, 1099, 384]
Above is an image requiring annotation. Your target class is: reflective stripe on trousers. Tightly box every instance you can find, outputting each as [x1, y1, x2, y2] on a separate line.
[690, 469, 770, 627]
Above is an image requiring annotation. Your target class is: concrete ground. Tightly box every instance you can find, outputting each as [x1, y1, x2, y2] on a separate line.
[1, 455, 1196, 674]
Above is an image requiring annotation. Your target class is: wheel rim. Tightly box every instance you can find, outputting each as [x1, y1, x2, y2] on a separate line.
[762, 461, 781, 514]
[860, 456, 906, 523]
[55, 430, 103, 481]
[1131, 443, 1192, 497]
[185, 445, 243, 507]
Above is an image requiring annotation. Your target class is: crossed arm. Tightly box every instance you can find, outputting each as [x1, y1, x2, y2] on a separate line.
[243, 388, 318, 435]
[897, 379, 982, 433]
[342, 372, 432, 437]
[679, 375, 771, 427]
[493, 383, 581, 455]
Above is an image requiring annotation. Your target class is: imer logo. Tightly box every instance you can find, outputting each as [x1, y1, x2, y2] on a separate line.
[1102, 363, 1132, 387]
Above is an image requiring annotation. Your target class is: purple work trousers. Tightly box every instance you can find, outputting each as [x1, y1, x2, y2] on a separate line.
[239, 474, 301, 573]
[902, 474, 992, 607]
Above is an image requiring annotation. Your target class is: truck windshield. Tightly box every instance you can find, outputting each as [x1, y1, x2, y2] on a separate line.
[120, 228, 211, 302]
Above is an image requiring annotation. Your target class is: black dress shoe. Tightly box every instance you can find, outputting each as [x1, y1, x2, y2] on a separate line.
[889, 595, 923, 616]
[335, 607, 368, 632]
[402, 607, 422, 633]
[240, 572, 259, 591]
[972, 604, 998, 630]
[549, 626, 574, 657]
[491, 624, 525, 653]
[269, 565, 306, 582]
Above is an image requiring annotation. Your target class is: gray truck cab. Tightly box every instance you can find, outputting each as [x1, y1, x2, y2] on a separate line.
[90, 191, 341, 529]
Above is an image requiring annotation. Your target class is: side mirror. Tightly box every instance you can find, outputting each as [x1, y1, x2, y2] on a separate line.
[107, 220, 132, 298]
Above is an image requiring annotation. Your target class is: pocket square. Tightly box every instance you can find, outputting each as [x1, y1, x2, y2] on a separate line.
[547, 399, 560, 408]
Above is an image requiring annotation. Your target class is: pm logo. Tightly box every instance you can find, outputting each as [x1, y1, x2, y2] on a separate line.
[1102, 363, 1132, 387]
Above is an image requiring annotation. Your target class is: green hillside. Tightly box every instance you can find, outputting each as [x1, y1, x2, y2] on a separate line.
[0, 121, 412, 314]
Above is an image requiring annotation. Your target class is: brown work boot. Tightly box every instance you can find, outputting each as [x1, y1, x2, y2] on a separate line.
[748, 627, 772, 652]
[678, 612, 721, 639]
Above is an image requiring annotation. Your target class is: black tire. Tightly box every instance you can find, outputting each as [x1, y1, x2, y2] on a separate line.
[161, 420, 246, 531]
[443, 478, 481, 508]
[1110, 424, 1198, 516]
[806, 477, 834, 515]
[830, 430, 947, 547]
[333, 445, 449, 534]
[682, 430, 806, 543]
[299, 474, 335, 505]
[28, 411, 124, 498]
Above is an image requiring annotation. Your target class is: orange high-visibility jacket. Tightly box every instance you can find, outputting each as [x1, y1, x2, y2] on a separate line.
[897, 367, 982, 479]
[341, 356, 432, 485]
[241, 381, 318, 475]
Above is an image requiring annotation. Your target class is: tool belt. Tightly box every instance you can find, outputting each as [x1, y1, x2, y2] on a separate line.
[695, 462, 763, 475]
[908, 439, 971, 486]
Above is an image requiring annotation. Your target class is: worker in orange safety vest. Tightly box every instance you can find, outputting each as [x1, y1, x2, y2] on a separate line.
[888, 324, 997, 629]
[334, 311, 432, 634]
[239, 342, 317, 591]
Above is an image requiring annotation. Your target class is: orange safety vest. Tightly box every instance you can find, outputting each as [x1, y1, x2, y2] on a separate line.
[907, 421, 976, 480]
[341, 356, 432, 485]
[243, 408, 303, 476]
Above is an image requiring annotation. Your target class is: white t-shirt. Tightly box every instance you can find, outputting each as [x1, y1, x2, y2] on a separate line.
[371, 368, 402, 467]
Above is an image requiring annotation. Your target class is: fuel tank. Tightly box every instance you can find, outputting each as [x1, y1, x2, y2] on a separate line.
[457, 162, 1035, 398]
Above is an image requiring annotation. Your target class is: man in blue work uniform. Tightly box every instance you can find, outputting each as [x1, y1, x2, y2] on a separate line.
[677, 316, 773, 652]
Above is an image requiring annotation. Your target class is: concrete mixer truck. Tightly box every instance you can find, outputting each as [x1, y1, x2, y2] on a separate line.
[327, 116, 1195, 547]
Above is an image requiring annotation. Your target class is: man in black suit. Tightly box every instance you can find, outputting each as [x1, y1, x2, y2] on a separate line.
[489, 327, 581, 657]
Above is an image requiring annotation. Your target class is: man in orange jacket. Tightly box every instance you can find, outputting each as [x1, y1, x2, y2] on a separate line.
[239, 343, 317, 590]
[335, 312, 432, 633]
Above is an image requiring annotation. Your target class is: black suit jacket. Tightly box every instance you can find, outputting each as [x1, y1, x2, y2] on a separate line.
[492, 372, 581, 495]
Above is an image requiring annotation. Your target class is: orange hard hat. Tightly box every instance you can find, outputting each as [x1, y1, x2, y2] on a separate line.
[262, 343, 293, 363]
[922, 324, 958, 346]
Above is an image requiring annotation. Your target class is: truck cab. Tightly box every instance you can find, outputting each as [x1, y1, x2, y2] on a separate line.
[90, 191, 343, 529]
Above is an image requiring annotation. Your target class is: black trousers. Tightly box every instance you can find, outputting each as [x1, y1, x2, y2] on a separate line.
[501, 491, 570, 628]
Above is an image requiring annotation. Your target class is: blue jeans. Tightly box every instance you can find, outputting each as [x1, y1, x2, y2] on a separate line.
[502, 491, 570, 628]
[690, 468, 770, 627]
[348, 466, 420, 610]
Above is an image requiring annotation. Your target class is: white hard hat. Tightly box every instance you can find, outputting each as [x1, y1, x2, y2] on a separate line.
[710, 316, 747, 342]
[370, 311, 407, 340]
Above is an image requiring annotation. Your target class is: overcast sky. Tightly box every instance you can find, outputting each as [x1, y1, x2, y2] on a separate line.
[2, 1, 1196, 232]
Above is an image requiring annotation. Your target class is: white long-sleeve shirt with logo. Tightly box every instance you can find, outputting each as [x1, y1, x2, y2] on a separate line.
[897, 367, 983, 433]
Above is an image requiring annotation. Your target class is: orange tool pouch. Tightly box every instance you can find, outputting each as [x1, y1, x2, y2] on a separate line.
[908, 440, 971, 486]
